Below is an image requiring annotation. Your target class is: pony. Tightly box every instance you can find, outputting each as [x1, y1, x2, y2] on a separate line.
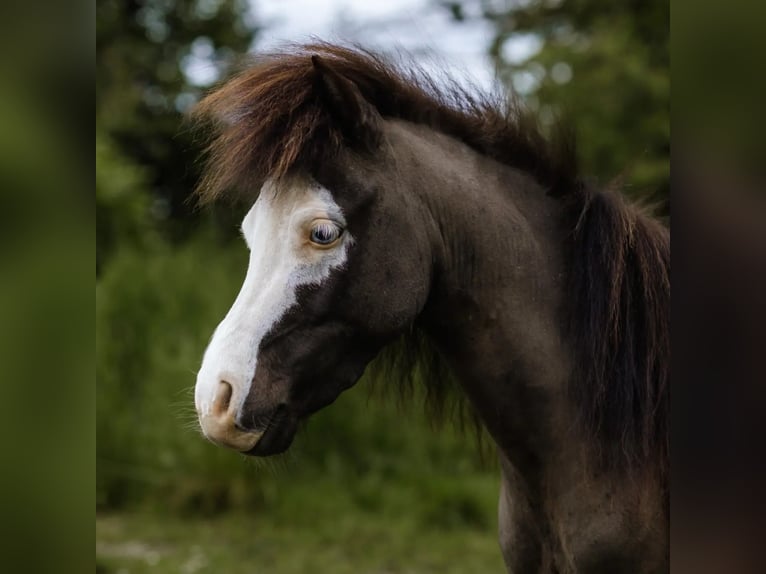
[191, 43, 669, 572]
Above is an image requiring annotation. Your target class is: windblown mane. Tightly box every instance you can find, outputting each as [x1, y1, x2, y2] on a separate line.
[564, 186, 669, 478]
[192, 43, 669, 478]
[192, 42, 577, 203]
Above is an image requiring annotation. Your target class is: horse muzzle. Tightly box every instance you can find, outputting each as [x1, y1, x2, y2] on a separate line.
[197, 381, 264, 452]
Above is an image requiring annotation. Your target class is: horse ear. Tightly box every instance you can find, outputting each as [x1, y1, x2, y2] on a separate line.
[311, 54, 381, 149]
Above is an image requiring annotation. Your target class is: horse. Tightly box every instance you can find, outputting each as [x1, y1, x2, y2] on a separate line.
[190, 43, 669, 572]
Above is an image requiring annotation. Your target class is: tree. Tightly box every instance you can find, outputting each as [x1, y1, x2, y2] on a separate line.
[96, 0, 257, 268]
[444, 0, 669, 208]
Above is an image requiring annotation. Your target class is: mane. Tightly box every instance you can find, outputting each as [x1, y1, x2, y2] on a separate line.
[564, 185, 670, 480]
[191, 42, 578, 204]
[192, 42, 669, 479]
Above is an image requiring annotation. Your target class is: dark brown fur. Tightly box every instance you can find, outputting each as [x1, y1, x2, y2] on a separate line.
[192, 43, 670, 572]
[192, 43, 669, 481]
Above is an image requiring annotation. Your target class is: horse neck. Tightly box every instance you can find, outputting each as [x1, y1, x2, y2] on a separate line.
[392, 122, 572, 466]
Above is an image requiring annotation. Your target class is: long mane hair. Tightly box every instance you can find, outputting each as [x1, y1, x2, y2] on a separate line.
[192, 43, 669, 479]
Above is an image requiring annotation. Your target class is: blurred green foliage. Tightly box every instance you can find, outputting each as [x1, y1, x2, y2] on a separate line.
[448, 0, 669, 207]
[97, 0, 255, 269]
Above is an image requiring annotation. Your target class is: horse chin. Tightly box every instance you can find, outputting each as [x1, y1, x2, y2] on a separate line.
[242, 410, 298, 457]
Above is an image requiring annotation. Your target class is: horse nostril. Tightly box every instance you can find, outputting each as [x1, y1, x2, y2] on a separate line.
[212, 380, 234, 417]
[198, 379, 264, 452]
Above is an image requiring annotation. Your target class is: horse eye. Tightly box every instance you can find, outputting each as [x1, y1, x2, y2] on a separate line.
[309, 221, 342, 246]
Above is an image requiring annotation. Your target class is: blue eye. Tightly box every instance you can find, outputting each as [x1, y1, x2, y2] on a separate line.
[310, 221, 343, 245]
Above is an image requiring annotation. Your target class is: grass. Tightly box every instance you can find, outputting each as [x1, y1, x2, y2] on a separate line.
[96, 476, 506, 574]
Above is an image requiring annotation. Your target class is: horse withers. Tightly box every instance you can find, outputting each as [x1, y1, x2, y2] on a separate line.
[191, 44, 669, 573]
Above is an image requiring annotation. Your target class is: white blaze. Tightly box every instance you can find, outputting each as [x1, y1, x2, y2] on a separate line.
[194, 179, 352, 423]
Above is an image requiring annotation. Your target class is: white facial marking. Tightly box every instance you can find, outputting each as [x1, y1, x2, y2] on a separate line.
[195, 179, 352, 445]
